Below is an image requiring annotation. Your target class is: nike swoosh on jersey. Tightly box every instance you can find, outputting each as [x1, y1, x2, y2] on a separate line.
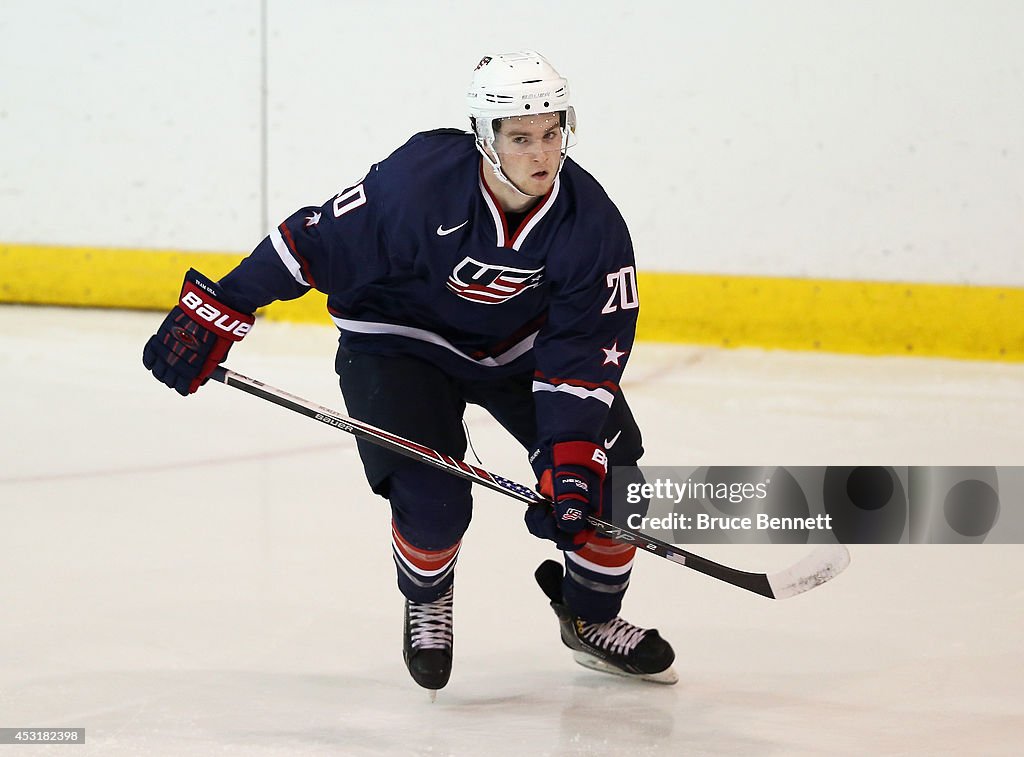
[604, 430, 622, 449]
[437, 220, 469, 236]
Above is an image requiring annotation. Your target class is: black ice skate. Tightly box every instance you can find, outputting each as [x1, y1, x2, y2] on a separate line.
[403, 586, 454, 692]
[535, 560, 678, 685]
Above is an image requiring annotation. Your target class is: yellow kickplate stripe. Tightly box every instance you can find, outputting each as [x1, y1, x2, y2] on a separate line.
[637, 272, 1024, 362]
[2, 242, 1022, 361]
[0, 242, 329, 324]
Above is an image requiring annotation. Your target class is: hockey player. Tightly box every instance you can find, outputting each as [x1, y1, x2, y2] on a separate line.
[142, 51, 677, 690]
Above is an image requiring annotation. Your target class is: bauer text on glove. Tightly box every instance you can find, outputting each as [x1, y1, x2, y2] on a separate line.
[142, 269, 254, 396]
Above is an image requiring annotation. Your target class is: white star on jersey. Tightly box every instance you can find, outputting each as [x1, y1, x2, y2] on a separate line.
[305, 211, 321, 227]
[601, 340, 627, 366]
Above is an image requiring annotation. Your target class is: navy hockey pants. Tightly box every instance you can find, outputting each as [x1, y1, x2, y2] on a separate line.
[336, 347, 647, 621]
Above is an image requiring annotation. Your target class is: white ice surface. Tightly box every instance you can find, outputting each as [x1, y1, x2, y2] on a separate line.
[1, 306, 1022, 756]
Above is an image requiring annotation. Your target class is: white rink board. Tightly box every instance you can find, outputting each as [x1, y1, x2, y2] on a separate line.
[1, 1, 1022, 284]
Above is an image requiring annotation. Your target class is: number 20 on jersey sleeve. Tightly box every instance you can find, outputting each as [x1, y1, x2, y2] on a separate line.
[602, 266, 639, 314]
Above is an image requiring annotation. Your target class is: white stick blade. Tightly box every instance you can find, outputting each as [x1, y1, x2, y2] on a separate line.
[767, 544, 851, 599]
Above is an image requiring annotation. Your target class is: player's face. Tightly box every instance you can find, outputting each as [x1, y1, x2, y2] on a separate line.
[492, 113, 564, 195]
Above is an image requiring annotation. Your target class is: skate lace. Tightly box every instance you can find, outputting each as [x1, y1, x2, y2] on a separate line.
[580, 616, 647, 655]
[408, 588, 453, 650]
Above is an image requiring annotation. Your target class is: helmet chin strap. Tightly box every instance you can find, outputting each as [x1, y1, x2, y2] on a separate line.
[474, 140, 568, 199]
[474, 142, 538, 199]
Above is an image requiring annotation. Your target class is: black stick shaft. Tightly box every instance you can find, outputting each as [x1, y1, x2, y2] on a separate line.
[210, 366, 848, 599]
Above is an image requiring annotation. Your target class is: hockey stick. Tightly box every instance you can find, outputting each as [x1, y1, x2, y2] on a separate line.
[210, 366, 850, 599]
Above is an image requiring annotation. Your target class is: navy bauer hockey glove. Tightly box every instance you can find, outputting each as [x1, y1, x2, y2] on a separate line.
[526, 441, 608, 550]
[142, 269, 254, 396]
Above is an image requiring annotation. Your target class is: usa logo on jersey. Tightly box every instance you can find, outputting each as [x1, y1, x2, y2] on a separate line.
[446, 257, 544, 305]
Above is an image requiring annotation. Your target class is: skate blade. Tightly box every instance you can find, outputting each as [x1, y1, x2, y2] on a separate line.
[428, 689, 438, 703]
[572, 651, 679, 685]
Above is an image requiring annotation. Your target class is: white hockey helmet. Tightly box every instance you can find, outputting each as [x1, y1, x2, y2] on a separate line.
[467, 51, 576, 142]
[466, 51, 577, 195]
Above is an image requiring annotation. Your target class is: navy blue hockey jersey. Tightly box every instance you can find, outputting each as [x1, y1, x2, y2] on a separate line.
[219, 129, 640, 447]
